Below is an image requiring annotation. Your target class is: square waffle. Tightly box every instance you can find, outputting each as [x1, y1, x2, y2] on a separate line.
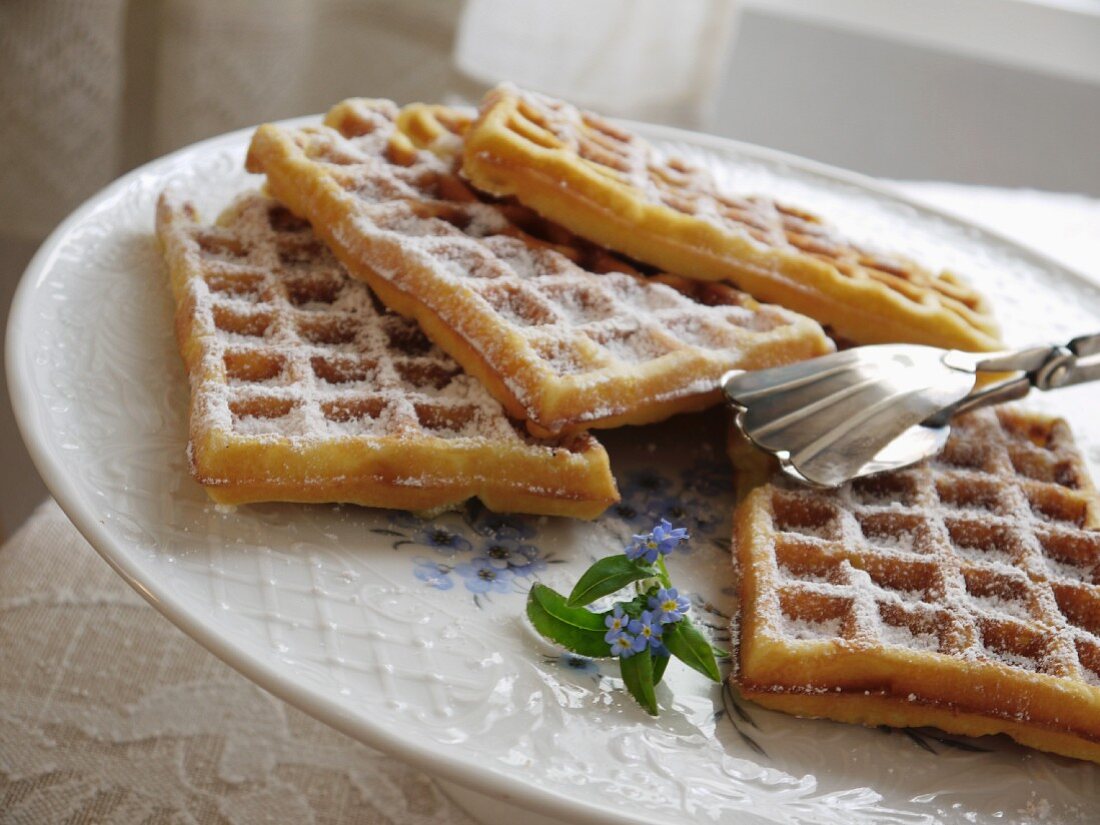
[461, 84, 1002, 353]
[732, 406, 1100, 762]
[244, 98, 833, 437]
[156, 189, 618, 517]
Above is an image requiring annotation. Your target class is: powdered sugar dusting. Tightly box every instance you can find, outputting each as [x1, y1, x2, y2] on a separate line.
[966, 592, 1033, 621]
[880, 622, 939, 652]
[952, 541, 1017, 568]
[781, 615, 843, 641]
[865, 531, 916, 554]
[781, 523, 834, 540]
[501, 85, 995, 341]
[778, 564, 833, 586]
[157, 190, 606, 496]
[743, 405, 1100, 752]
[252, 98, 829, 432]
[981, 644, 1040, 672]
[1044, 557, 1094, 583]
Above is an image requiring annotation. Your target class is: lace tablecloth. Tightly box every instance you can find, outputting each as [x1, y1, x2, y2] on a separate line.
[2, 184, 1098, 824]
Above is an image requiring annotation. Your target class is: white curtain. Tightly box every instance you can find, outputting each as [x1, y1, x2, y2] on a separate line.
[0, 0, 330, 243]
[151, 0, 317, 155]
[455, 0, 739, 127]
[0, 0, 739, 244]
[0, 0, 129, 240]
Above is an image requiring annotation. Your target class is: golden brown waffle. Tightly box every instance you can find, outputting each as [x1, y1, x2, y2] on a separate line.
[329, 99, 474, 163]
[462, 84, 1002, 352]
[245, 99, 833, 437]
[395, 102, 472, 159]
[327, 99, 636, 277]
[732, 406, 1100, 762]
[155, 189, 618, 517]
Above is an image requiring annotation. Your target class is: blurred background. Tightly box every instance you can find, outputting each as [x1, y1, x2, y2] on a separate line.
[2, 0, 1099, 536]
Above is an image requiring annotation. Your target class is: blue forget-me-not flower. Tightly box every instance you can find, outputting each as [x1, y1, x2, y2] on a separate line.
[604, 605, 629, 643]
[649, 587, 690, 624]
[628, 610, 663, 648]
[625, 518, 690, 563]
[609, 631, 647, 658]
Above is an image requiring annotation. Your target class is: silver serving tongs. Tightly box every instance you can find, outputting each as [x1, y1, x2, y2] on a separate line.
[722, 332, 1100, 488]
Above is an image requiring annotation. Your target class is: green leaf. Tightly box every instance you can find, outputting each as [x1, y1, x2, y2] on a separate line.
[619, 650, 658, 715]
[652, 652, 670, 686]
[663, 617, 721, 682]
[526, 584, 609, 658]
[566, 555, 657, 607]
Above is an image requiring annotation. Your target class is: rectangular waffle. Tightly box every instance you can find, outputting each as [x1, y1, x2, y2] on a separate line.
[244, 98, 833, 437]
[732, 406, 1100, 762]
[155, 189, 618, 517]
[461, 84, 1002, 353]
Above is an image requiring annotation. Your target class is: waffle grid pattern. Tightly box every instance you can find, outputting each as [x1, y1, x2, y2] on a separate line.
[734, 406, 1100, 760]
[246, 99, 831, 436]
[462, 85, 1001, 351]
[156, 190, 616, 515]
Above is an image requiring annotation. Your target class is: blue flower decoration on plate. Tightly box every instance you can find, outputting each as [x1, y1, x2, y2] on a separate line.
[411, 526, 472, 556]
[413, 558, 454, 591]
[467, 505, 537, 540]
[480, 537, 546, 577]
[453, 556, 514, 594]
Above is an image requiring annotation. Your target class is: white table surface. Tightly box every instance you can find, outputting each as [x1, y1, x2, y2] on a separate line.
[2, 183, 1098, 824]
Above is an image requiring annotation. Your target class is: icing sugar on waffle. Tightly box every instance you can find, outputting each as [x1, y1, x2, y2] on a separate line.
[497, 85, 782, 239]
[155, 189, 617, 516]
[246, 99, 832, 436]
[461, 84, 1000, 352]
[172, 193, 518, 441]
[492, 82, 973, 291]
[733, 405, 1100, 762]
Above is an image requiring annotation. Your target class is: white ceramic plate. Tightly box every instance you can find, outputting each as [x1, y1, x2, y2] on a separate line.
[8, 117, 1100, 825]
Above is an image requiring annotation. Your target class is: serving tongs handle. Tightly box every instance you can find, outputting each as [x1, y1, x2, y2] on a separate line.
[1066, 332, 1100, 386]
[931, 332, 1100, 424]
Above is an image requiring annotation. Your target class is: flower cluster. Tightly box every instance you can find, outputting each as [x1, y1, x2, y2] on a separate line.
[604, 525, 693, 657]
[603, 589, 692, 658]
[650, 587, 690, 625]
[625, 518, 689, 564]
[526, 519, 721, 716]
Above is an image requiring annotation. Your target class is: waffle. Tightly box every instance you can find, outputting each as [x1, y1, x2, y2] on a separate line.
[155, 189, 618, 517]
[462, 84, 1002, 353]
[327, 99, 635, 277]
[732, 406, 1100, 762]
[394, 102, 472, 160]
[245, 98, 833, 437]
